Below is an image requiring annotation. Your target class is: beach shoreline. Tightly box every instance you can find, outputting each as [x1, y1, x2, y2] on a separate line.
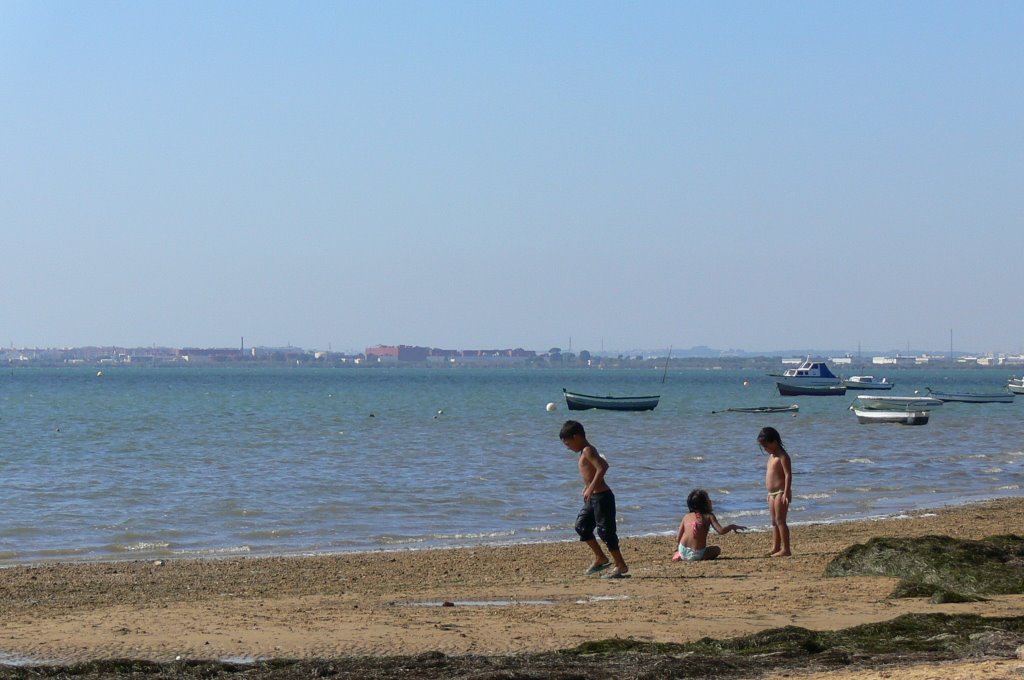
[1, 497, 1023, 677]
[4, 490, 1020, 571]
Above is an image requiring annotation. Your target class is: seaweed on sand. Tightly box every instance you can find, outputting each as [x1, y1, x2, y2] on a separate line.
[824, 534, 1024, 602]
[2, 614, 1020, 680]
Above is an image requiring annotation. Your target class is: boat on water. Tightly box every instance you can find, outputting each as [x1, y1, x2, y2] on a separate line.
[855, 394, 943, 410]
[777, 383, 847, 397]
[924, 387, 1015, 404]
[850, 394, 935, 425]
[1008, 376, 1024, 395]
[772, 358, 844, 396]
[715, 405, 799, 414]
[850, 407, 930, 425]
[562, 388, 660, 412]
[842, 375, 894, 391]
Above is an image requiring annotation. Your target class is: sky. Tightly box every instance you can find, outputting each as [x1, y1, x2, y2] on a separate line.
[2, 2, 1022, 355]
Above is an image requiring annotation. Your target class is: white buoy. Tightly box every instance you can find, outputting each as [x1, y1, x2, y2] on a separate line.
[742, 380, 750, 387]
[546, 402, 557, 412]
[96, 371, 103, 377]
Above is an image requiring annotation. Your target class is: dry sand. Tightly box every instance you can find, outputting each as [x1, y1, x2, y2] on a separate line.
[1, 497, 1022, 678]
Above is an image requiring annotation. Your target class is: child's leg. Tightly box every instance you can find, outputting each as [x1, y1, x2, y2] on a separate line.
[576, 505, 607, 567]
[594, 492, 628, 573]
[768, 496, 781, 554]
[770, 496, 791, 557]
[584, 538, 610, 567]
[608, 548, 628, 573]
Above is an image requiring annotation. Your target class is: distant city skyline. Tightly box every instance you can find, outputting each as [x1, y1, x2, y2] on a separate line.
[4, 339, 1021, 360]
[3, 4, 1022, 354]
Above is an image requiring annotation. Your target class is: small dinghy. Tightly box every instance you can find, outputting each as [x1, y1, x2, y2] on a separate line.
[562, 388, 660, 412]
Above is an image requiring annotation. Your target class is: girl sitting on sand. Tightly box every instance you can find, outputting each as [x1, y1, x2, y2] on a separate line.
[673, 489, 747, 561]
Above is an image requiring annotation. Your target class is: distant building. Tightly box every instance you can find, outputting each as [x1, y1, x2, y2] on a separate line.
[180, 348, 244, 362]
[365, 345, 430, 363]
[872, 355, 916, 366]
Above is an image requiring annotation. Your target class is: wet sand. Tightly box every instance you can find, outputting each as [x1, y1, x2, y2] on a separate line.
[1, 497, 1022, 677]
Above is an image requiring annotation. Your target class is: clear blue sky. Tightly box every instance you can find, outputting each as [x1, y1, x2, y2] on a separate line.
[3, 2, 1022, 354]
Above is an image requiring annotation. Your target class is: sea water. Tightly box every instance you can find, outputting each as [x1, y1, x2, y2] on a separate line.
[0, 366, 1021, 564]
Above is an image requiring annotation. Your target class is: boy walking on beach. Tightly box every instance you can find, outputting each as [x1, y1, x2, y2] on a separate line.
[559, 420, 629, 578]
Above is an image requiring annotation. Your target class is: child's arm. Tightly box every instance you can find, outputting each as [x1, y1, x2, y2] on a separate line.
[709, 513, 747, 535]
[781, 453, 793, 504]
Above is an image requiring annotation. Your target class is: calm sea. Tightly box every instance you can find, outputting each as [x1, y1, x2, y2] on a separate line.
[0, 366, 1021, 565]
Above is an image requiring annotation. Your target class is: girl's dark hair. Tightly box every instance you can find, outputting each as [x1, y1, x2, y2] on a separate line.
[757, 426, 787, 454]
[687, 488, 712, 514]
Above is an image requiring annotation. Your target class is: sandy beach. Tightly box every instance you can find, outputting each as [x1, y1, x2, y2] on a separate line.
[1, 497, 1022, 677]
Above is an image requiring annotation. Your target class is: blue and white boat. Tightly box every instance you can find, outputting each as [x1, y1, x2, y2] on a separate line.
[843, 375, 894, 391]
[772, 358, 844, 396]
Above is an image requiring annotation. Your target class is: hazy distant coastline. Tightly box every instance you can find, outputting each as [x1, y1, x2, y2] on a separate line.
[3, 342, 1022, 370]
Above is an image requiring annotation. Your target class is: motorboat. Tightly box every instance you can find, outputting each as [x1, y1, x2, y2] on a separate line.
[1008, 376, 1024, 395]
[850, 407, 930, 425]
[854, 394, 943, 410]
[777, 383, 847, 396]
[772, 358, 843, 396]
[924, 388, 1015, 404]
[842, 375, 894, 391]
[771, 358, 842, 386]
[562, 388, 660, 412]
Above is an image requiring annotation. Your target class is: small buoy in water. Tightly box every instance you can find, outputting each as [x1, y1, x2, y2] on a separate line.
[546, 402, 557, 412]
[742, 380, 750, 387]
[96, 371, 103, 377]
[437, 409, 444, 415]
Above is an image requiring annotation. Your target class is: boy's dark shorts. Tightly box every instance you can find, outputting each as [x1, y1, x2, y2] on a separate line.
[575, 490, 619, 551]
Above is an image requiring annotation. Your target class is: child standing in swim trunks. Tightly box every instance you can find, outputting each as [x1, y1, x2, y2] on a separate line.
[674, 489, 746, 561]
[559, 420, 629, 579]
[758, 426, 792, 557]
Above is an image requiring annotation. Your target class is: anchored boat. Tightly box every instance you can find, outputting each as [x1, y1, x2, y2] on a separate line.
[843, 375, 894, 391]
[772, 358, 844, 396]
[562, 388, 660, 412]
[714, 405, 799, 414]
[850, 394, 938, 425]
[925, 388, 1015, 404]
[850, 407, 931, 425]
[777, 383, 847, 396]
[855, 395, 943, 410]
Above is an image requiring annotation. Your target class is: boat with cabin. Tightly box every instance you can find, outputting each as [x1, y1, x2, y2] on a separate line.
[1008, 376, 1024, 395]
[772, 358, 844, 396]
[777, 383, 847, 396]
[562, 388, 660, 412]
[842, 375, 894, 391]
